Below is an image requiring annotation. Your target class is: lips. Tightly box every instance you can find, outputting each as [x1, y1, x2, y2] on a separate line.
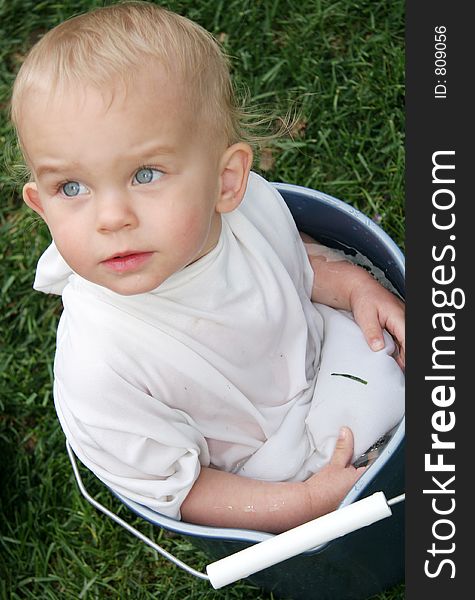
[101, 251, 153, 273]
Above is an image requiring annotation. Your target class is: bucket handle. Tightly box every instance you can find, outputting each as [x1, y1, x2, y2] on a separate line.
[65, 441, 210, 581]
[66, 441, 404, 589]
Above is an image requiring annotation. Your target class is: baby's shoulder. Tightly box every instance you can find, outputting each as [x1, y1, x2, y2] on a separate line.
[235, 172, 306, 276]
[239, 171, 296, 232]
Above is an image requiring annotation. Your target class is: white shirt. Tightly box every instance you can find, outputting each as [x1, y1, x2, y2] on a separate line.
[34, 172, 404, 519]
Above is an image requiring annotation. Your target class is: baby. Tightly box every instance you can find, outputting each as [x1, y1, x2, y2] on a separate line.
[11, 2, 404, 533]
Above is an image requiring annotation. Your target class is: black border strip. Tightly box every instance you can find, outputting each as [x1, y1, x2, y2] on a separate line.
[406, 1, 471, 596]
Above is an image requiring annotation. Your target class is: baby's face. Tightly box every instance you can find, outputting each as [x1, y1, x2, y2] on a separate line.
[20, 74, 228, 295]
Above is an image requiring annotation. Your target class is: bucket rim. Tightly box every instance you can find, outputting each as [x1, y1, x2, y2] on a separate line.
[272, 181, 405, 274]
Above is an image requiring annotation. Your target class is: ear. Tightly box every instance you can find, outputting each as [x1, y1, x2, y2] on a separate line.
[216, 143, 253, 214]
[23, 182, 46, 220]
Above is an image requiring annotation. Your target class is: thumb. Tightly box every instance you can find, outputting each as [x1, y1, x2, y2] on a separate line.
[353, 303, 385, 351]
[329, 426, 355, 468]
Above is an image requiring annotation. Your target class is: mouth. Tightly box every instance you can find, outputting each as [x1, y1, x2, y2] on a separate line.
[101, 251, 154, 273]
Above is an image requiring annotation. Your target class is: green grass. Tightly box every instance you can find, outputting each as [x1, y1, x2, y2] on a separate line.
[0, 1, 404, 598]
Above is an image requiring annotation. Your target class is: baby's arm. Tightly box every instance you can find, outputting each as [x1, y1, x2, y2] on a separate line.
[300, 233, 405, 369]
[181, 427, 363, 533]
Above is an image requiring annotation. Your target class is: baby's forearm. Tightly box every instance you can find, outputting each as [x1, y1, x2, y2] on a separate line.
[300, 233, 375, 310]
[309, 256, 375, 310]
[180, 466, 313, 533]
[182, 429, 364, 533]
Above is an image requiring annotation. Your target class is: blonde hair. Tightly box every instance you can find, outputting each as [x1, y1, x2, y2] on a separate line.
[11, 1, 244, 145]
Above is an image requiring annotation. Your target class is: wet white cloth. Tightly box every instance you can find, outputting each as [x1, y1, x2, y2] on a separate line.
[34, 172, 404, 519]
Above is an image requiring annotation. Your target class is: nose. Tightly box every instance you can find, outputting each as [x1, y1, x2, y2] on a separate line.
[95, 191, 138, 233]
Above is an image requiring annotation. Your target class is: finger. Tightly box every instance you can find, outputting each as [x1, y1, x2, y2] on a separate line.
[390, 339, 405, 370]
[330, 426, 355, 468]
[396, 350, 405, 370]
[386, 316, 405, 349]
[397, 334, 405, 365]
[388, 323, 405, 369]
[384, 300, 405, 342]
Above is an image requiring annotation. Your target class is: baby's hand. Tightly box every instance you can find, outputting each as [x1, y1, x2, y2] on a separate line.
[301, 236, 405, 369]
[304, 427, 365, 518]
[349, 277, 405, 369]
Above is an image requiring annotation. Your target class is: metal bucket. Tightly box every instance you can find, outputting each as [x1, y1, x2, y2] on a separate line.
[68, 183, 405, 600]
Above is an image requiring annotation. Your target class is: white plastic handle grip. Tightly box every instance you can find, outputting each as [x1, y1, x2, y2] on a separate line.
[206, 491, 392, 589]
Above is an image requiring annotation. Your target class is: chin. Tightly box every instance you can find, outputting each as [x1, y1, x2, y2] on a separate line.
[103, 276, 165, 296]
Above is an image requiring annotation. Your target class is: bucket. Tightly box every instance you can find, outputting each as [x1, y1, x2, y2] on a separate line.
[68, 182, 405, 600]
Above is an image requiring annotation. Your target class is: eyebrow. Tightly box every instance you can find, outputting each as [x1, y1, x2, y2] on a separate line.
[131, 144, 177, 162]
[35, 163, 77, 178]
[34, 146, 176, 179]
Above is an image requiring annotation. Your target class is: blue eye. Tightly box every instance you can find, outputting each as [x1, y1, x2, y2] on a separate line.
[133, 167, 162, 185]
[61, 181, 88, 197]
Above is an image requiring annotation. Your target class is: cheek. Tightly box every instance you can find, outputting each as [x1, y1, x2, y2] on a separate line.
[165, 198, 213, 241]
[54, 236, 83, 269]
[46, 216, 89, 268]
[166, 206, 216, 265]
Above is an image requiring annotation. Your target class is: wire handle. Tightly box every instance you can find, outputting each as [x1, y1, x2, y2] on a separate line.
[67, 441, 405, 589]
[66, 441, 210, 581]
